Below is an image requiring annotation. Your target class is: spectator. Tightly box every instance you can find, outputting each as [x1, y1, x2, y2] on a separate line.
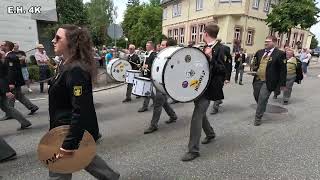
[14, 43, 32, 92]
[34, 44, 50, 93]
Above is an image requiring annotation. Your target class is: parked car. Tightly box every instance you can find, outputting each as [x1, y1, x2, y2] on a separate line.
[311, 47, 320, 57]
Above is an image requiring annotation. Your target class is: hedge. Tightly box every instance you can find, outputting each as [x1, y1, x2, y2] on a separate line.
[28, 65, 55, 81]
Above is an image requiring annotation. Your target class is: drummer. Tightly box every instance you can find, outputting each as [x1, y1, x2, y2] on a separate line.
[49, 24, 120, 179]
[181, 23, 226, 162]
[138, 41, 156, 112]
[144, 38, 178, 134]
[122, 44, 141, 103]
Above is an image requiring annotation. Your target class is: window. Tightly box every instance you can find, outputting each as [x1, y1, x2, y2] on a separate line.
[196, 0, 203, 11]
[252, 0, 260, 9]
[234, 27, 242, 40]
[191, 26, 197, 43]
[173, 29, 179, 42]
[168, 30, 172, 38]
[246, 29, 254, 45]
[300, 34, 304, 43]
[163, 8, 167, 20]
[179, 28, 185, 44]
[198, 24, 205, 43]
[173, 3, 182, 17]
[292, 33, 298, 48]
[264, 0, 270, 12]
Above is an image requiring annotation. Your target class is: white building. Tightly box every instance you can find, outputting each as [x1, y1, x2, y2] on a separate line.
[0, 0, 57, 56]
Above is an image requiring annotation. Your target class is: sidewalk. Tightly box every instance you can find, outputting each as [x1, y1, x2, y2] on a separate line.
[21, 67, 122, 99]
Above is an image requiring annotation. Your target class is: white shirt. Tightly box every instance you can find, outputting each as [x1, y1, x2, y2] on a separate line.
[207, 40, 218, 48]
[263, 47, 275, 57]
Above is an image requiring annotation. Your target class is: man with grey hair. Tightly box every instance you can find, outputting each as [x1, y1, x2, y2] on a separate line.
[123, 44, 141, 103]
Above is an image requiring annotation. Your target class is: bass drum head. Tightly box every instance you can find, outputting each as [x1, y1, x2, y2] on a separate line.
[110, 58, 132, 82]
[163, 48, 210, 102]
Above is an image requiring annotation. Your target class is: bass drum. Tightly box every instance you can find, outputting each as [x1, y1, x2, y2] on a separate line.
[151, 47, 210, 102]
[106, 58, 132, 82]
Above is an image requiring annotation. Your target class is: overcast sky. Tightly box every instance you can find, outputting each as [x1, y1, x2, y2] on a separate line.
[83, 0, 320, 41]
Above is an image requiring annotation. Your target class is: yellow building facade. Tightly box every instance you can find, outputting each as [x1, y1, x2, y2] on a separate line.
[161, 0, 314, 54]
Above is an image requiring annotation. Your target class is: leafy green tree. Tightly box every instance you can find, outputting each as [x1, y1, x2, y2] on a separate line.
[266, 0, 319, 45]
[85, 0, 115, 46]
[310, 36, 319, 49]
[123, 2, 164, 48]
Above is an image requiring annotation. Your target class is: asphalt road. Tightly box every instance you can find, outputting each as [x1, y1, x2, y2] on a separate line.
[1, 64, 320, 180]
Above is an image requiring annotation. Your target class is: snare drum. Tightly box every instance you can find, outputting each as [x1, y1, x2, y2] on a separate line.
[132, 77, 153, 97]
[125, 70, 142, 84]
[151, 47, 210, 102]
[106, 58, 132, 82]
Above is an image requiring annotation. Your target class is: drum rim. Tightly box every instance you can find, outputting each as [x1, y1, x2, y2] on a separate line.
[159, 47, 211, 103]
[127, 69, 141, 73]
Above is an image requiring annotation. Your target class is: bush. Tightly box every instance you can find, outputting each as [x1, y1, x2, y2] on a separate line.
[28, 65, 40, 81]
[28, 65, 55, 81]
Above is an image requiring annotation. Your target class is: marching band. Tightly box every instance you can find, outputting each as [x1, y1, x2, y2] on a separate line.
[0, 22, 304, 180]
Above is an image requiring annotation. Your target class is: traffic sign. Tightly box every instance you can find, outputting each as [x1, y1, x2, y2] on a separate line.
[107, 24, 123, 40]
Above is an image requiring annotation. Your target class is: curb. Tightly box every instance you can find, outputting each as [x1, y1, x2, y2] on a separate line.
[93, 83, 126, 93]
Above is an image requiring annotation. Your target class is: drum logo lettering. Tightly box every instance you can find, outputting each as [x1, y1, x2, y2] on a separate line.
[194, 70, 205, 91]
[42, 153, 58, 165]
[190, 80, 199, 88]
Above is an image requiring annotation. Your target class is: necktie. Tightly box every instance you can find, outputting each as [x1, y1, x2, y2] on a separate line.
[263, 50, 270, 58]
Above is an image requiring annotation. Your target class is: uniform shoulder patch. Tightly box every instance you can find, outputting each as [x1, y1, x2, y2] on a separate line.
[73, 86, 82, 96]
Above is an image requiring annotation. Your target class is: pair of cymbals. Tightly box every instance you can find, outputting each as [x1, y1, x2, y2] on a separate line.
[37, 125, 96, 174]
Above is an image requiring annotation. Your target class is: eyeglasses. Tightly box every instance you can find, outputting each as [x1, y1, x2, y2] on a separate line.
[54, 35, 61, 42]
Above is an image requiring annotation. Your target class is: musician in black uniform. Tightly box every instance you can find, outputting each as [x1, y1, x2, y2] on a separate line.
[181, 24, 226, 161]
[0, 44, 32, 130]
[1, 41, 38, 121]
[144, 38, 178, 134]
[123, 44, 140, 103]
[251, 36, 287, 126]
[138, 41, 156, 112]
[48, 24, 119, 180]
[234, 48, 246, 85]
[210, 39, 231, 115]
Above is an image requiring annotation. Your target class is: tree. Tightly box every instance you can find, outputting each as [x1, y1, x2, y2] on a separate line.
[85, 0, 115, 46]
[122, 2, 164, 48]
[310, 36, 319, 49]
[44, 0, 89, 37]
[127, 0, 140, 6]
[266, 0, 319, 45]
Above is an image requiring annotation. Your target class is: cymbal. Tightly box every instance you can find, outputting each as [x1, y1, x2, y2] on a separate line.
[38, 125, 96, 174]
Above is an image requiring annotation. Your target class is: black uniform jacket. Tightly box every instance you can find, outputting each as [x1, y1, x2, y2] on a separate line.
[48, 65, 99, 150]
[223, 45, 232, 81]
[128, 54, 140, 70]
[295, 59, 303, 84]
[202, 42, 226, 101]
[5, 52, 25, 87]
[252, 48, 287, 91]
[0, 61, 9, 95]
[141, 51, 157, 78]
[235, 53, 246, 70]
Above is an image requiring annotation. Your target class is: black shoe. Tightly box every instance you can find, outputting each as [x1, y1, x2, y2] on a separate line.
[97, 133, 102, 140]
[165, 117, 177, 124]
[17, 123, 32, 131]
[239, 82, 243, 85]
[0, 153, 17, 163]
[254, 118, 262, 126]
[283, 101, 288, 105]
[28, 107, 39, 115]
[235, 80, 238, 84]
[181, 152, 200, 162]
[122, 99, 131, 103]
[210, 108, 219, 115]
[138, 108, 148, 112]
[201, 135, 216, 144]
[136, 96, 141, 99]
[0, 116, 13, 121]
[144, 126, 158, 134]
